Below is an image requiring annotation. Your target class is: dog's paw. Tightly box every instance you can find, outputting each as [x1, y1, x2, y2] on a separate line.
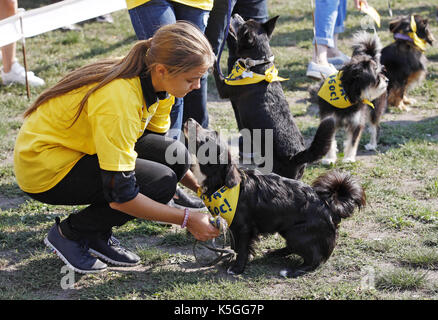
[396, 102, 411, 112]
[321, 158, 336, 166]
[403, 96, 416, 105]
[342, 157, 356, 163]
[227, 265, 244, 276]
[364, 143, 377, 151]
[279, 268, 306, 278]
[227, 262, 245, 276]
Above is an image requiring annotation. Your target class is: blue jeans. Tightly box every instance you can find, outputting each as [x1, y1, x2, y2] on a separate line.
[128, 0, 210, 139]
[205, 0, 268, 56]
[313, 0, 347, 48]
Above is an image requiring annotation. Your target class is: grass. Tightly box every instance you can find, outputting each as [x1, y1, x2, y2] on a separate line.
[375, 268, 428, 292]
[0, 0, 438, 300]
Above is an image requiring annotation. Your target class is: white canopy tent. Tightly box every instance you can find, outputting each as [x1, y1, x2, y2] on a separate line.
[0, 0, 127, 47]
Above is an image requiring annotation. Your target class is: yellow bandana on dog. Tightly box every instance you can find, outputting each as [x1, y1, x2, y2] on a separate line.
[317, 72, 374, 109]
[409, 15, 427, 52]
[197, 184, 240, 226]
[224, 61, 288, 86]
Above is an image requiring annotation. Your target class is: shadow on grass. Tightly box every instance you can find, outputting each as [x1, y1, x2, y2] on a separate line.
[297, 111, 438, 162]
[0, 183, 28, 210]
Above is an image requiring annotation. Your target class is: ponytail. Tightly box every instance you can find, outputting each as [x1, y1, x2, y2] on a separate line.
[23, 39, 151, 121]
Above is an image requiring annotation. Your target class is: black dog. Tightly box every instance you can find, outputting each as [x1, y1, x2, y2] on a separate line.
[213, 14, 335, 180]
[312, 32, 388, 164]
[381, 14, 435, 111]
[184, 118, 365, 277]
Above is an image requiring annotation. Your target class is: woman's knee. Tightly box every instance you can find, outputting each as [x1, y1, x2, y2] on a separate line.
[136, 164, 178, 203]
[158, 169, 178, 202]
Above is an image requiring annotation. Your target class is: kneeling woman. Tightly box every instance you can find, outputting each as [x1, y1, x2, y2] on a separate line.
[13, 22, 219, 273]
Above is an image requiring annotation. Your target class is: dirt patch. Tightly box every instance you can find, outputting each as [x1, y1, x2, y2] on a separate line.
[0, 194, 27, 210]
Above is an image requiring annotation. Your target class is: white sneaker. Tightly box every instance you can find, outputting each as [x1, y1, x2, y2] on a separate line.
[327, 52, 351, 68]
[1, 61, 45, 87]
[306, 61, 337, 80]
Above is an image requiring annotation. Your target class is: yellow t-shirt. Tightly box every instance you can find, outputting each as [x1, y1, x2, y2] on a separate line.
[14, 77, 174, 194]
[126, 0, 213, 11]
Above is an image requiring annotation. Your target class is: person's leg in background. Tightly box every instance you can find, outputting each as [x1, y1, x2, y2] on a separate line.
[175, 3, 211, 129]
[0, 0, 17, 74]
[205, 0, 237, 56]
[128, 0, 184, 141]
[306, 0, 339, 80]
[327, 0, 350, 67]
[0, 0, 45, 86]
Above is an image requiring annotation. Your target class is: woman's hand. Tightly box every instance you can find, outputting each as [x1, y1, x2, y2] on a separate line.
[354, 0, 368, 10]
[186, 211, 220, 241]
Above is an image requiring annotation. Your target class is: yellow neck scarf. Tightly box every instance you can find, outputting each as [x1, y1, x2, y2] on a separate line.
[408, 15, 427, 52]
[317, 72, 374, 109]
[224, 61, 288, 86]
[197, 184, 240, 227]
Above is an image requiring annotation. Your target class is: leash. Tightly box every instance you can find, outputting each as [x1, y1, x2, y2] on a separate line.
[193, 217, 236, 266]
[215, 0, 233, 79]
[387, 0, 393, 17]
[310, 0, 318, 59]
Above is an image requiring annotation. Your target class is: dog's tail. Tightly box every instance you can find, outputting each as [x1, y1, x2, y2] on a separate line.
[290, 116, 336, 166]
[312, 170, 366, 224]
[351, 31, 382, 60]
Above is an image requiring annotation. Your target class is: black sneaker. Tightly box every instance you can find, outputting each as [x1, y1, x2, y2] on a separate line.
[173, 187, 205, 209]
[88, 233, 140, 267]
[44, 218, 107, 274]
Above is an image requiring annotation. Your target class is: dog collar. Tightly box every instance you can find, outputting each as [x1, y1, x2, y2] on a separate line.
[238, 55, 274, 68]
[224, 60, 288, 86]
[318, 72, 375, 109]
[197, 183, 240, 227]
[394, 15, 427, 52]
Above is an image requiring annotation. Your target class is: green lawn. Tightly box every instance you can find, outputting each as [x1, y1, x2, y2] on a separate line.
[0, 0, 437, 300]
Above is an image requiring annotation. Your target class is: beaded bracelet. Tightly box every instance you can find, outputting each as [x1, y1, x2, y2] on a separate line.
[181, 208, 190, 228]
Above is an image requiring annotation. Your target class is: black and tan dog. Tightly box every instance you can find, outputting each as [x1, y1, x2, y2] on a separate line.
[213, 14, 335, 180]
[381, 14, 435, 111]
[184, 118, 365, 277]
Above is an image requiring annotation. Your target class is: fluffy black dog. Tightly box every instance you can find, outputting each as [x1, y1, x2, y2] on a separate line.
[213, 14, 335, 180]
[312, 32, 388, 164]
[381, 14, 435, 111]
[184, 118, 365, 277]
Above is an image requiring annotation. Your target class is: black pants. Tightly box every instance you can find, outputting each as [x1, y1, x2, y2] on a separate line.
[26, 132, 190, 241]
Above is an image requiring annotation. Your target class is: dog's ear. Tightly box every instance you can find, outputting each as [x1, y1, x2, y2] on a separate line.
[262, 16, 279, 39]
[229, 13, 245, 42]
[228, 23, 238, 42]
[224, 164, 241, 188]
[413, 16, 435, 44]
[389, 16, 404, 33]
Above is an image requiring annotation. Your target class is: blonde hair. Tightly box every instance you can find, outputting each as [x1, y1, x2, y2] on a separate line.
[23, 21, 215, 123]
